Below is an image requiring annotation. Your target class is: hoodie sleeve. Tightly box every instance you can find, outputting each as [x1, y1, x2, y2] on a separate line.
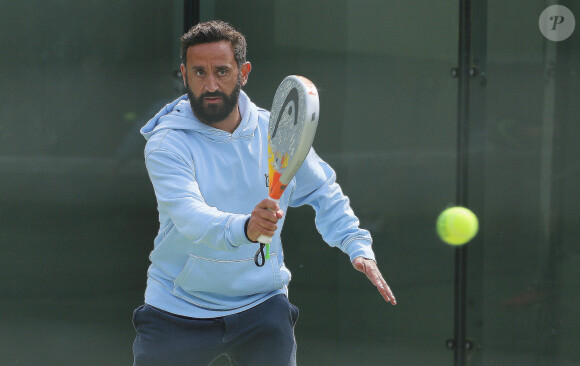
[288, 150, 376, 262]
[145, 137, 252, 251]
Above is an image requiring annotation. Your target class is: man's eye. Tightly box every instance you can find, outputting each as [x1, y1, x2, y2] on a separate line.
[195, 70, 205, 77]
[217, 69, 228, 76]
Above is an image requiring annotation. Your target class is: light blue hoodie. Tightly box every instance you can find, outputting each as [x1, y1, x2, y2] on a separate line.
[140, 91, 375, 318]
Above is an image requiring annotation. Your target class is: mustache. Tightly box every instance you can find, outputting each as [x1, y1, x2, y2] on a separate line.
[200, 91, 228, 99]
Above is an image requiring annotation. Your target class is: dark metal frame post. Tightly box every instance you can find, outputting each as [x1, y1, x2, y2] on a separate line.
[183, 0, 200, 33]
[455, 0, 472, 364]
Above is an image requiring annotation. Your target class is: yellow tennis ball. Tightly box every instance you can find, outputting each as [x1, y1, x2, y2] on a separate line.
[436, 207, 479, 245]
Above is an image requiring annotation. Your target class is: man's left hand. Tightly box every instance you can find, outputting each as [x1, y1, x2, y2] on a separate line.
[352, 257, 397, 305]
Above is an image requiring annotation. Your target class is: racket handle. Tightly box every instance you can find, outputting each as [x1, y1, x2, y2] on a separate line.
[256, 197, 279, 259]
[257, 234, 272, 244]
[256, 227, 272, 259]
[256, 236, 271, 261]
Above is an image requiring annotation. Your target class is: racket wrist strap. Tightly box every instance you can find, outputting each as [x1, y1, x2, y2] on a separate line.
[243, 217, 257, 243]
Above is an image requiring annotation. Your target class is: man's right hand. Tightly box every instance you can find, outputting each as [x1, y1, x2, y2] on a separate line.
[245, 199, 284, 242]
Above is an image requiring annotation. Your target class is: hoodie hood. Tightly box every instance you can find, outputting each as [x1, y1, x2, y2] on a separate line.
[140, 91, 260, 142]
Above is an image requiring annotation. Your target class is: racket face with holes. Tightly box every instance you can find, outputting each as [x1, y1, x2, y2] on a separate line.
[267, 75, 319, 200]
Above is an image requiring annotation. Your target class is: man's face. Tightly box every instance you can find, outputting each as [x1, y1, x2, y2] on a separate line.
[180, 41, 249, 125]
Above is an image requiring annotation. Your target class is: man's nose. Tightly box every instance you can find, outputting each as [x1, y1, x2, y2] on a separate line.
[204, 74, 219, 92]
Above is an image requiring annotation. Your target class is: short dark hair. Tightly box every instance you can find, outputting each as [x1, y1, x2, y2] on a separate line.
[180, 20, 247, 68]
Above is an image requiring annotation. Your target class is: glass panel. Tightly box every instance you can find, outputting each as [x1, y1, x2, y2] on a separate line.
[202, 1, 458, 364]
[0, 1, 183, 365]
[471, 1, 580, 364]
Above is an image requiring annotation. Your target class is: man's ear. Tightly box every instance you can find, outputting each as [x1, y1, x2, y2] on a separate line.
[240, 62, 252, 86]
[180, 64, 187, 88]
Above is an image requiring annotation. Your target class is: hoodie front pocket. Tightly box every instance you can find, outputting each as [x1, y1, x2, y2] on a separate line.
[172, 253, 285, 310]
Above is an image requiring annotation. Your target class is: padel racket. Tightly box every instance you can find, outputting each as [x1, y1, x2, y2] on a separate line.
[254, 75, 320, 267]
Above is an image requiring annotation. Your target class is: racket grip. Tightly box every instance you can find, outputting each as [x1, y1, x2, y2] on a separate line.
[256, 197, 279, 258]
[257, 234, 272, 244]
[257, 236, 271, 260]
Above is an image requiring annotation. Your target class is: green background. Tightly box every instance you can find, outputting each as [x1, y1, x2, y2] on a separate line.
[1, 1, 579, 365]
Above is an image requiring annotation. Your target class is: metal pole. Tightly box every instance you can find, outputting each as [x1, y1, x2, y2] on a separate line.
[183, 0, 200, 33]
[454, 0, 472, 364]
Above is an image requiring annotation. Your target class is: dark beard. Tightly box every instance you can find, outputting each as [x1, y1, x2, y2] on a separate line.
[187, 77, 241, 125]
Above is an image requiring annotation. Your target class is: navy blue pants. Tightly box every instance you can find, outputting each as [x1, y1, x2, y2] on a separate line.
[132, 294, 299, 366]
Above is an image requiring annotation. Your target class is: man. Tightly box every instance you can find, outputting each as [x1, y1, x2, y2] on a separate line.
[133, 20, 396, 366]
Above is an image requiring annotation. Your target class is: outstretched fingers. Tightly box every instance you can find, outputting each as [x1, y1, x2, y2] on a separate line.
[353, 257, 397, 305]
